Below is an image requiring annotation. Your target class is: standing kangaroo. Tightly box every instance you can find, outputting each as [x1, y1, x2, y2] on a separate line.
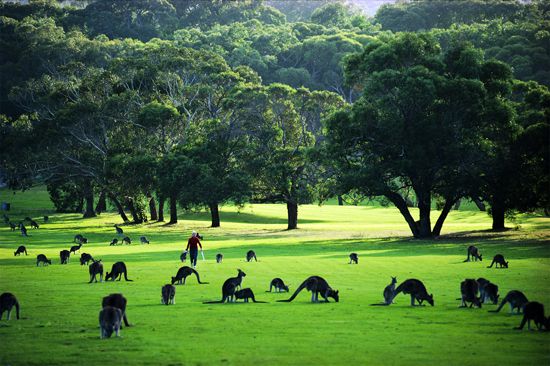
[59, 250, 70, 265]
[102, 293, 130, 327]
[105, 262, 133, 281]
[114, 224, 124, 236]
[464, 245, 482, 262]
[216, 253, 223, 263]
[203, 269, 247, 304]
[514, 302, 549, 330]
[277, 276, 339, 303]
[161, 284, 176, 305]
[14, 245, 27, 256]
[171, 266, 208, 285]
[460, 279, 482, 308]
[88, 260, 104, 283]
[487, 254, 508, 268]
[391, 279, 434, 306]
[490, 290, 529, 314]
[0, 293, 20, 320]
[349, 253, 358, 264]
[246, 250, 257, 262]
[234, 288, 267, 303]
[370, 276, 398, 306]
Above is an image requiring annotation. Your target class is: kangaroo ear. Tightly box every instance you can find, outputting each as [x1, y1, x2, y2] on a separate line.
[336, 290, 339, 294]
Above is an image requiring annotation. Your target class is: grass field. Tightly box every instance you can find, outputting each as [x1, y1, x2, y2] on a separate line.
[0, 187, 549, 366]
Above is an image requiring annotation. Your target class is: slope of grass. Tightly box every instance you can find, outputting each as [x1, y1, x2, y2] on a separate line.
[0, 187, 549, 366]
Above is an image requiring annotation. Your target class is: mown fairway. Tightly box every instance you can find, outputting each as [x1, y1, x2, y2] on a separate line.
[0, 188, 549, 366]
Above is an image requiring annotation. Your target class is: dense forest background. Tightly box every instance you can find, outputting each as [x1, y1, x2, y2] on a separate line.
[0, 0, 548, 238]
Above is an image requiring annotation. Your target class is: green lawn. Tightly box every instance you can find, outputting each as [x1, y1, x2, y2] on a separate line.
[0, 187, 549, 366]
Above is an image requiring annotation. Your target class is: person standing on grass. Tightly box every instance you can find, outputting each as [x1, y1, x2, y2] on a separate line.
[186, 231, 202, 268]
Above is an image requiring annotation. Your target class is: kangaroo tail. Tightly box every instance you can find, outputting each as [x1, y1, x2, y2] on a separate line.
[15, 300, 20, 319]
[369, 303, 390, 306]
[203, 300, 224, 304]
[487, 260, 495, 268]
[252, 300, 268, 303]
[489, 299, 507, 313]
[254, 255, 257, 262]
[124, 271, 133, 282]
[277, 279, 308, 302]
[192, 268, 208, 284]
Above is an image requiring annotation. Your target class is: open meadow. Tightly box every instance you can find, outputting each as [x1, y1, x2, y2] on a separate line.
[0, 187, 549, 365]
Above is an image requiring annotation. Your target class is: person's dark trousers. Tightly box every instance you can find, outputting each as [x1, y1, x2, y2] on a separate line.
[190, 248, 198, 267]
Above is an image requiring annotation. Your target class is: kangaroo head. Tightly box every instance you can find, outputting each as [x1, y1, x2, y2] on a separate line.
[427, 294, 434, 306]
[391, 276, 397, 284]
[479, 254, 483, 261]
[330, 289, 339, 302]
[505, 261, 509, 268]
[237, 269, 246, 277]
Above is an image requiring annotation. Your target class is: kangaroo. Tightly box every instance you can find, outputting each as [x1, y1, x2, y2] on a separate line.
[464, 245, 482, 262]
[203, 269, 247, 304]
[487, 254, 508, 268]
[278, 276, 339, 303]
[180, 251, 188, 262]
[102, 293, 130, 327]
[20, 224, 28, 237]
[80, 253, 94, 266]
[171, 266, 208, 285]
[30, 220, 39, 229]
[246, 250, 257, 262]
[106, 262, 133, 281]
[383, 276, 398, 304]
[59, 250, 70, 264]
[74, 234, 84, 243]
[9, 222, 16, 231]
[88, 260, 104, 283]
[43, 215, 49, 222]
[235, 288, 267, 303]
[515, 301, 549, 330]
[476, 278, 499, 304]
[267, 278, 289, 292]
[114, 224, 124, 235]
[0, 293, 20, 320]
[14, 245, 27, 256]
[460, 279, 482, 308]
[392, 279, 434, 306]
[161, 284, 176, 305]
[99, 306, 122, 338]
[121, 236, 131, 245]
[139, 236, 149, 244]
[109, 238, 118, 246]
[69, 242, 82, 255]
[216, 253, 223, 263]
[349, 253, 358, 264]
[490, 290, 529, 314]
[36, 254, 51, 266]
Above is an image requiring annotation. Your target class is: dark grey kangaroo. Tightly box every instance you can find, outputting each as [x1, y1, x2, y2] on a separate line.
[89, 260, 104, 283]
[277, 276, 339, 303]
[370, 276, 397, 306]
[36, 254, 51, 266]
[487, 254, 508, 268]
[464, 245, 482, 262]
[80, 253, 94, 265]
[349, 253, 358, 264]
[514, 302, 549, 330]
[476, 278, 499, 304]
[235, 288, 267, 303]
[460, 279, 482, 308]
[246, 250, 257, 262]
[161, 284, 176, 305]
[105, 262, 133, 281]
[490, 290, 528, 314]
[267, 278, 289, 292]
[59, 250, 70, 264]
[14, 245, 27, 256]
[203, 269, 247, 304]
[391, 279, 434, 306]
[171, 266, 208, 285]
[102, 293, 130, 327]
[216, 253, 223, 263]
[99, 306, 122, 338]
[0, 293, 20, 320]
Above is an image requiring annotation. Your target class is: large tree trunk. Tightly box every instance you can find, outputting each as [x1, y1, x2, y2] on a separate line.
[109, 194, 129, 223]
[432, 196, 459, 237]
[168, 194, 178, 224]
[385, 191, 420, 238]
[287, 201, 298, 230]
[158, 195, 165, 222]
[95, 190, 106, 214]
[491, 198, 506, 231]
[209, 202, 220, 227]
[337, 195, 344, 206]
[126, 198, 143, 224]
[148, 196, 158, 221]
[82, 181, 96, 218]
[416, 190, 432, 238]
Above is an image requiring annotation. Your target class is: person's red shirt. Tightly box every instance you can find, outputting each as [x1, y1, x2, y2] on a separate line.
[186, 236, 202, 251]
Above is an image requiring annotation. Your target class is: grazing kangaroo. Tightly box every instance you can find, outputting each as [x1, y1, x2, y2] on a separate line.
[36, 254, 51, 266]
[20, 224, 28, 237]
[88, 260, 104, 283]
[69, 242, 82, 255]
[476, 278, 499, 304]
[487, 254, 508, 268]
[392, 279, 434, 306]
[246, 250, 257, 262]
[109, 238, 118, 246]
[267, 278, 289, 292]
[161, 284, 176, 305]
[464, 245, 482, 262]
[171, 266, 208, 285]
[59, 250, 70, 264]
[0, 293, 20, 320]
[102, 293, 130, 327]
[14, 245, 27, 256]
[139, 236, 149, 244]
[9, 222, 16, 231]
[235, 288, 267, 303]
[515, 302, 549, 330]
[203, 269, 247, 304]
[460, 279, 482, 308]
[180, 251, 188, 263]
[99, 306, 122, 339]
[106, 262, 133, 281]
[490, 290, 529, 314]
[349, 253, 358, 264]
[278, 276, 339, 303]
[216, 253, 223, 263]
[114, 224, 124, 235]
[30, 220, 39, 229]
[80, 253, 94, 266]
[121, 236, 131, 245]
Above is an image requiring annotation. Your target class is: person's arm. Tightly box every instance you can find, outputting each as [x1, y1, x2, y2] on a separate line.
[185, 238, 190, 251]
[198, 239, 202, 250]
